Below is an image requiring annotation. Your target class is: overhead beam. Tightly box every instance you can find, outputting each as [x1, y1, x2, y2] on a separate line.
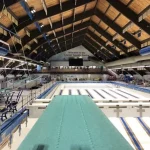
[84, 35, 112, 60]
[107, 0, 150, 35]
[23, 25, 88, 56]
[83, 39, 107, 61]
[91, 21, 129, 56]
[52, 29, 86, 45]
[5, 0, 94, 42]
[82, 43, 103, 61]
[144, 67, 150, 72]
[87, 29, 120, 58]
[138, 5, 150, 22]
[27, 29, 86, 56]
[30, 34, 86, 57]
[58, 37, 84, 50]
[83, 40, 106, 61]
[35, 41, 82, 61]
[122, 21, 134, 33]
[11, 9, 92, 51]
[132, 68, 142, 76]
[0, 0, 19, 11]
[41, 0, 48, 15]
[82, 40, 103, 62]
[127, 70, 136, 75]
[95, 9, 141, 49]
[34, 36, 84, 57]
[112, 33, 119, 41]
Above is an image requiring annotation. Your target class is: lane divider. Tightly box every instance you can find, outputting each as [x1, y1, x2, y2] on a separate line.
[85, 90, 94, 99]
[38, 81, 147, 100]
[110, 90, 128, 99]
[59, 90, 63, 95]
[94, 90, 105, 99]
[112, 82, 150, 94]
[101, 89, 116, 98]
[69, 89, 71, 95]
[120, 117, 143, 150]
[77, 89, 81, 95]
[118, 89, 139, 99]
[137, 117, 150, 136]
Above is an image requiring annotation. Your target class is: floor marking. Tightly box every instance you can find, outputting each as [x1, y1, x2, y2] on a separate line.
[94, 90, 105, 99]
[77, 89, 81, 95]
[69, 89, 71, 95]
[59, 90, 63, 95]
[118, 89, 139, 98]
[101, 89, 116, 98]
[85, 90, 94, 98]
[120, 117, 143, 150]
[110, 90, 128, 99]
[137, 117, 150, 136]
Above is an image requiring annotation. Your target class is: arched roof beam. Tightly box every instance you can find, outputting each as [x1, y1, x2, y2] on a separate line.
[11, 10, 93, 52]
[107, 0, 150, 35]
[95, 9, 141, 49]
[91, 21, 129, 56]
[3, 0, 94, 42]
[27, 29, 87, 57]
[87, 29, 120, 58]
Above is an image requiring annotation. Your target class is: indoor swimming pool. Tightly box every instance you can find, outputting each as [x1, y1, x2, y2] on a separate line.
[2, 82, 150, 150]
[27, 82, 150, 150]
[44, 83, 150, 101]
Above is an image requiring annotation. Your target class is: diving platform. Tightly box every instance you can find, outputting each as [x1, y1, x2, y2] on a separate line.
[19, 95, 133, 150]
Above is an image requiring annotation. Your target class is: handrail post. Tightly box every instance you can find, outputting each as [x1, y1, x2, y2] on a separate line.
[22, 96, 23, 110]
[40, 88, 41, 95]
[35, 90, 36, 99]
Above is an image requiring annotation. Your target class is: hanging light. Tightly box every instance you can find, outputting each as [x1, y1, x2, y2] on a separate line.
[30, 7, 36, 14]
[137, 30, 141, 37]
[123, 40, 126, 45]
[40, 24, 44, 28]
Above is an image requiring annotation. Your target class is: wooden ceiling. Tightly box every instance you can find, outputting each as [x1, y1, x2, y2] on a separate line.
[0, 0, 150, 62]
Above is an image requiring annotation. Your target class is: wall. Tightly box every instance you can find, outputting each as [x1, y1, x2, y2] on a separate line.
[48, 45, 103, 67]
[48, 46, 94, 61]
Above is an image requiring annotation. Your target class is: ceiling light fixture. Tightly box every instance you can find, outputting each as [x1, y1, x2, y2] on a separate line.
[132, 30, 142, 37]
[30, 7, 36, 14]
[40, 24, 44, 28]
[137, 30, 141, 37]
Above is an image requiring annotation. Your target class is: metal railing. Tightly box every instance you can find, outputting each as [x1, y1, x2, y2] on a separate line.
[0, 81, 55, 126]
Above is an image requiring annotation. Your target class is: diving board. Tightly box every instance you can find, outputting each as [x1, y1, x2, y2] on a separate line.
[18, 95, 133, 150]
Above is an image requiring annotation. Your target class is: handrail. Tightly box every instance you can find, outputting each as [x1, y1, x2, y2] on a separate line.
[0, 81, 54, 127]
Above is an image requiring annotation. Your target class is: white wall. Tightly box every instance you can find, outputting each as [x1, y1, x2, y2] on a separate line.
[48, 46, 94, 61]
[48, 45, 103, 67]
